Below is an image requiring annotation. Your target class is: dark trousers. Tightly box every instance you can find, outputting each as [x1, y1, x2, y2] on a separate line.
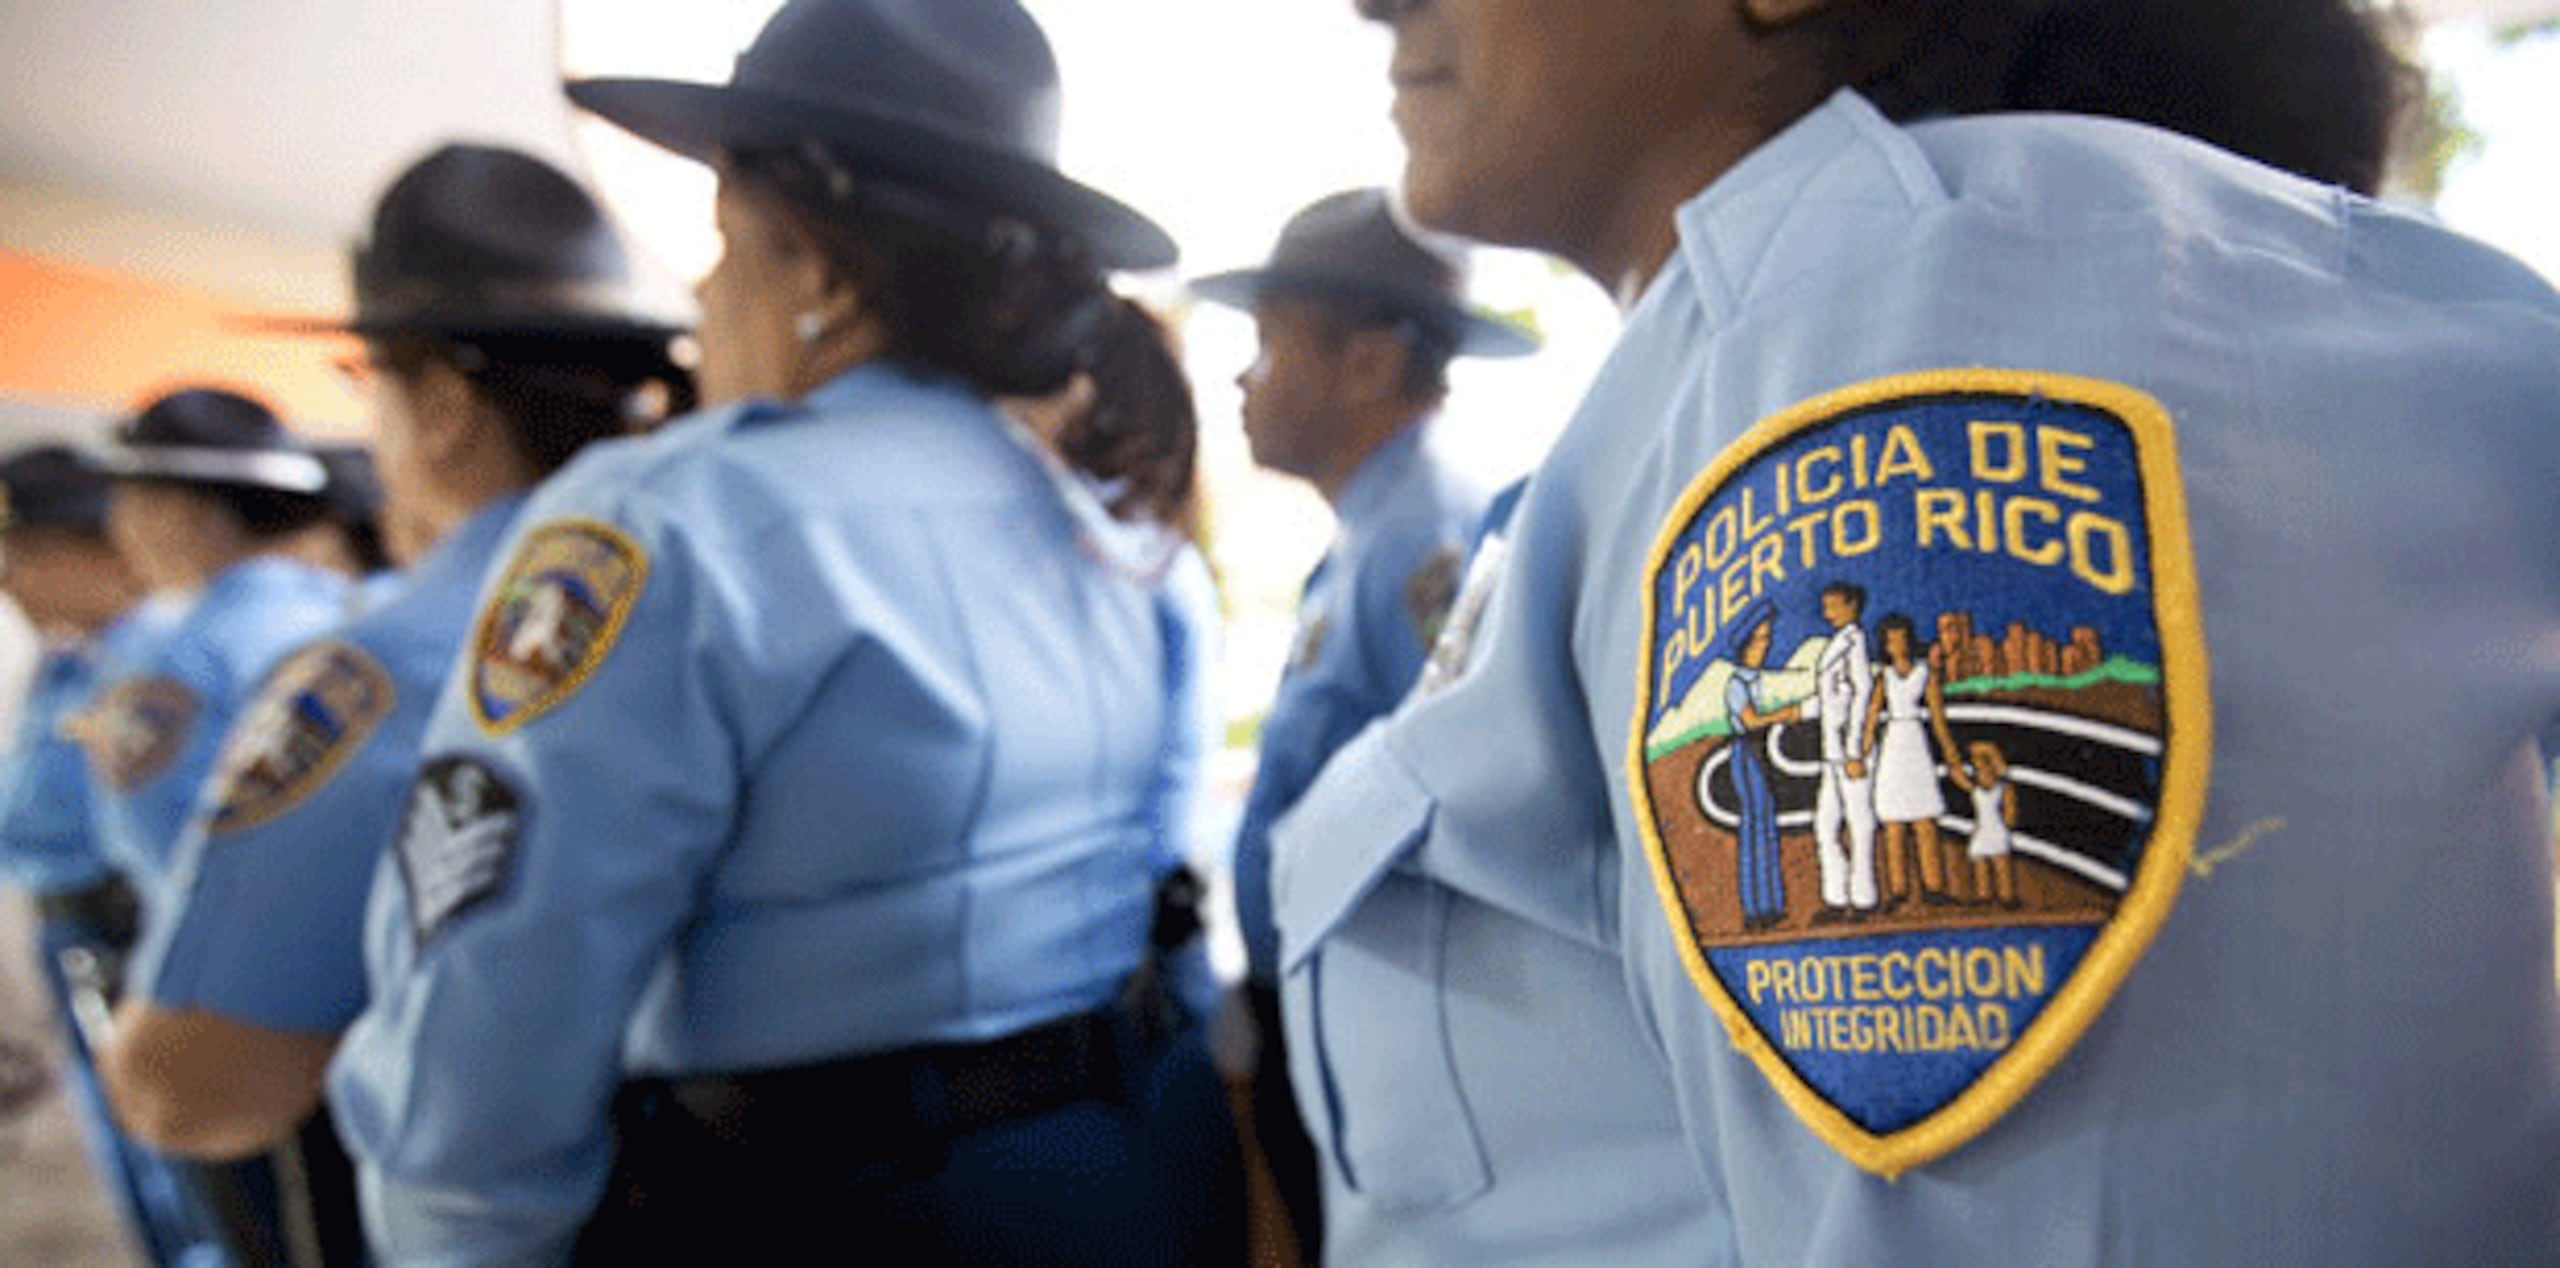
[1246, 981, 1324, 1259]
[575, 1009, 1246, 1266]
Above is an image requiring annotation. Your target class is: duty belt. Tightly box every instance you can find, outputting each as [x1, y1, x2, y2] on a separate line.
[651, 1004, 1121, 1157]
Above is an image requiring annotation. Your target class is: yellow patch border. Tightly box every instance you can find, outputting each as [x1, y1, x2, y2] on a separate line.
[207, 640, 397, 835]
[1623, 368, 2212, 1178]
[466, 517, 651, 736]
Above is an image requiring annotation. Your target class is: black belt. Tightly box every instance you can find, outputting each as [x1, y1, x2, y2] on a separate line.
[34, 874, 141, 948]
[650, 1004, 1122, 1159]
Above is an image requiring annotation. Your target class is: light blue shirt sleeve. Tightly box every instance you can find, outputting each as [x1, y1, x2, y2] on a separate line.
[133, 504, 521, 1034]
[0, 648, 110, 895]
[1275, 89, 2560, 1265]
[333, 477, 742, 1266]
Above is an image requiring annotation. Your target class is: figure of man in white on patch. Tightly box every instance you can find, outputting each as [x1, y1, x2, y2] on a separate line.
[1807, 582, 1878, 921]
[507, 580, 574, 671]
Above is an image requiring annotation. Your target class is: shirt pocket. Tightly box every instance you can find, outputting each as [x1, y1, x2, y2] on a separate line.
[1273, 728, 1493, 1213]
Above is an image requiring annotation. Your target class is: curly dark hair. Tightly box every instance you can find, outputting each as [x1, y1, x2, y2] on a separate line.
[728, 144, 1197, 529]
[1810, 0, 2418, 193]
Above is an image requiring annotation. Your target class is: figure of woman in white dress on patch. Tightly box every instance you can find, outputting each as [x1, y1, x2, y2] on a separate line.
[1950, 739, 2021, 909]
[1861, 614, 1963, 908]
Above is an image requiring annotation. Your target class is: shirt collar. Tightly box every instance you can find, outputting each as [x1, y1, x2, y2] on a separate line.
[1331, 414, 1435, 538]
[409, 493, 528, 595]
[1670, 89, 1948, 330]
[203, 553, 338, 607]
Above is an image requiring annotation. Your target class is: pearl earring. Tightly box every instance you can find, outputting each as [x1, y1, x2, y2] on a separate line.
[794, 311, 827, 344]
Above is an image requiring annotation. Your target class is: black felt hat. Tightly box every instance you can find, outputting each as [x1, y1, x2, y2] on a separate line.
[256, 144, 690, 339]
[566, 0, 1176, 271]
[312, 444, 384, 525]
[0, 445, 115, 534]
[1190, 189, 1538, 359]
[88, 389, 329, 496]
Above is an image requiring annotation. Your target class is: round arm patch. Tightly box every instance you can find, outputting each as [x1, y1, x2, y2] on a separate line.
[468, 519, 650, 734]
[201, 640, 396, 835]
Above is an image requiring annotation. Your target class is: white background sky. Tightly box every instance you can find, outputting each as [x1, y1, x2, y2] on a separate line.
[559, 2, 2559, 733]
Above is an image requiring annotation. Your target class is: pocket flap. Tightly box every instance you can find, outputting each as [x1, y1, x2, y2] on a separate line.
[1271, 723, 1431, 973]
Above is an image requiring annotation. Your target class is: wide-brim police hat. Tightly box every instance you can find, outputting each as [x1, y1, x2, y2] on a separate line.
[250, 144, 692, 340]
[565, 0, 1177, 272]
[1190, 189, 1539, 359]
[0, 445, 115, 534]
[84, 388, 330, 497]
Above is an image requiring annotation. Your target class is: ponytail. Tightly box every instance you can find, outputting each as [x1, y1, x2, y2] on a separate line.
[371, 332, 694, 480]
[1050, 298, 1199, 533]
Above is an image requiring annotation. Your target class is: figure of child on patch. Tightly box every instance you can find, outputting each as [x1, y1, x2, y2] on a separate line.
[1951, 739, 2021, 909]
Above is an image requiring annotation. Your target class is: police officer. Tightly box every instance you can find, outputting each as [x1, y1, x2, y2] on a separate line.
[327, 3, 1243, 1262]
[1188, 186, 1533, 1253]
[1272, 0, 2555, 1262]
[71, 388, 352, 905]
[0, 445, 225, 1265]
[97, 146, 689, 1267]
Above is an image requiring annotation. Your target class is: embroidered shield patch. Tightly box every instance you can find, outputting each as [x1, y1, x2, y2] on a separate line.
[74, 676, 200, 792]
[1287, 610, 1332, 674]
[1626, 369, 2209, 1177]
[395, 755, 524, 942]
[203, 641, 396, 834]
[468, 519, 648, 734]
[1403, 545, 1464, 647]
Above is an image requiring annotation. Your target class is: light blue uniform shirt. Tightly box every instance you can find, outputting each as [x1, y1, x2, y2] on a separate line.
[1234, 417, 1484, 983]
[3, 602, 190, 895]
[2, 645, 116, 895]
[329, 365, 1202, 1264]
[84, 556, 349, 901]
[1274, 91, 2560, 1264]
[132, 497, 527, 1032]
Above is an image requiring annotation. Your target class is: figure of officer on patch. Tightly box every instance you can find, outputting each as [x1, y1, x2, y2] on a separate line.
[1188, 187, 1536, 1256]
[1722, 601, 1802, 931]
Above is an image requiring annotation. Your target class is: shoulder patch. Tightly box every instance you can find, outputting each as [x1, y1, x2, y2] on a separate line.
[1288, 611, 1332, 674]
[394, 755, 525, 943]
[73, 675, 200, 792]
[1402, 545, 1464, 647]
[468, 519, 649, 734]
[1625, 369, 2210, 1177]
[1416, 537, 1510, 700]
[202, 641, 396, 834]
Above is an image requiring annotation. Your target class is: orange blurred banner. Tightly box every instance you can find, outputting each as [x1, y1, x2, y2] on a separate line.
[0, 249, 362, 433]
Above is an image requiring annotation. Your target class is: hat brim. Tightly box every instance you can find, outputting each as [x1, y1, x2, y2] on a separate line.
[1189, 268, 1540, 359]
[233, 296, 691, 342]
[568, 77, 1177, 272]
[84, 444, 331, 496]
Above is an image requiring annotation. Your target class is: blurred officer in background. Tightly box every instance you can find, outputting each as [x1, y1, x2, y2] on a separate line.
[328, 2, 1243, 1262]
[70, 388, 353, 1264]
[1270, 0, 2556, 1261]
[99, 143, 690, 1266]
[72, 388, 351, 904]
[0, 446, 226, 1266]
[1188, 186, 1534, 1256]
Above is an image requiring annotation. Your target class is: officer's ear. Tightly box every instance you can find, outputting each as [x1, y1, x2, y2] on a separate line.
[1741, 0, 1836, 27]
[1336, 326, 1410, 409]
[402, 359, 484, 466]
